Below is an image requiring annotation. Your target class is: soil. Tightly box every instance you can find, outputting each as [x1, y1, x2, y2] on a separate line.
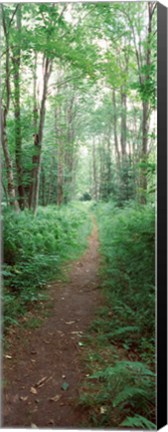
[3, 223, 102, 428]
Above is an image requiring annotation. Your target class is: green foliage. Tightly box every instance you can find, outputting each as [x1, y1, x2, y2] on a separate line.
[86, 361, 155, 424]
[79, 201, 156, 428]
[97, 201, 155, 356]
[121, 414, 156, 429]
[2, 202, 92, 328]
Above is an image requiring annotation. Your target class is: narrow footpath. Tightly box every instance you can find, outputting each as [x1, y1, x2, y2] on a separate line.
[3, 223, 102, 428]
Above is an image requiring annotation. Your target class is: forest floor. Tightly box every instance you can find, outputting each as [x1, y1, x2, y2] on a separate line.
[3, 222, 103, 428]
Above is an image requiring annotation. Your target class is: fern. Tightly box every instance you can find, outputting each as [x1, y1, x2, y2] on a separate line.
[121, 414, 156, 429]
[90, 361, 155, 380]
[112, 386, 149, 407]
[103, 326, 140, 340]
[80, 202, 155, 427]
[3, 203, 92, 328]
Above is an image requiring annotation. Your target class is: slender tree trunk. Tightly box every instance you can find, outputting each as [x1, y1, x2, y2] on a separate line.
[54, 104, 64, 206]
[1, 178, 9, 205]
[0, 5, 19, 212]
[29, 52, 38, 209]
[57, 143, 64, 206]
[92, 139, 98, 200]
[33, 52, 38, 133]
[112, 89, 120, 166]
[140, 100, 149, 203]
[41, 166, 46, 206]
[29, 56, 52, 214]
[98, 139, 104, 200]
[64, 93, 75, 202]
[1, 111, 20, 212]
[47, 157, 55, 205]
[139, 3, 153, 204]
[106, 133, 112, 196]
[120, 89, 127, 157]
[12, 5, 25, 209]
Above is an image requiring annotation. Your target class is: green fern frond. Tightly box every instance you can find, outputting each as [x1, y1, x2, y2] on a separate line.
[90, 361, 155, 382]
[113, 386, 148, 407]
[121, 414, 156, 430]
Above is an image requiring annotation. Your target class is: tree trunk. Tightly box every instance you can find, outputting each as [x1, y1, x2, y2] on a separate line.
[1, 111, 20, 212]
[29, 56, 52, 214]
[41, 166, 46, 206]
[29, 52, 38, 209]
[64, 93, 75, 202]
[112, 89, 120, 166]
[139, 100, 149, 203]
[106, 133, 112, 196]
[12, 5, 25, 209]
[1, 178, 9, 205]
[57, 148, 64, 206]
[47, 157, 55, 205]
[139, 3, 153, 204]
[0, 5, 19, 212]
[120, 89, 127, 157]
[92, 139, 98, 200]
[33, 52, 38, 133]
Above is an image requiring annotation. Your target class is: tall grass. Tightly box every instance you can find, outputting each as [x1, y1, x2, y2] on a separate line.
[2, 202, 92, 328]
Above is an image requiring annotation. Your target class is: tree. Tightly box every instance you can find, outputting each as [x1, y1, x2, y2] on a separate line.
[11, 4, 25, 209]
[1, 4, 20, 212]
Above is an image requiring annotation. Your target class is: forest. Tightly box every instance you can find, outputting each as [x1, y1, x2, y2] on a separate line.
[1, 2, 156, 429]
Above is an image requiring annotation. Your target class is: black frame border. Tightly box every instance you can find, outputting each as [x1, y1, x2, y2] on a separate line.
[157, 2, 167, 429]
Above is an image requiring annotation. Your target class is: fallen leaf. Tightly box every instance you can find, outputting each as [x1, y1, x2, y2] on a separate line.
[49, 419, 54, 425]
[30, 387, 37, 395]
[20, 396, 28, 402]
[36, 376, 47, 388]
[49, 395, 61, 402]
[61, 382, 69, 391]
[31, 407, 38, 413]
[100, 407, 107, 414]
[71, 331, 83, 335]
[65, 321, 75, 325]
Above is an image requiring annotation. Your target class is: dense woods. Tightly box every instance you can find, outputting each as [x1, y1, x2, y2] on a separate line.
[1, 2, 156, 429]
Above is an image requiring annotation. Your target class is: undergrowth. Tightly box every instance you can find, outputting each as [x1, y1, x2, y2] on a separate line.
[2, 201, 92, 329]
[79, 201, 156, 429]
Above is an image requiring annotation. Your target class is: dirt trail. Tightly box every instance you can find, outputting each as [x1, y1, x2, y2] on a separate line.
[3, 223, 102, 428]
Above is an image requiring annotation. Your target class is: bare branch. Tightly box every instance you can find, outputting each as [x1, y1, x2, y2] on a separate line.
[8, 4, 20, 30]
